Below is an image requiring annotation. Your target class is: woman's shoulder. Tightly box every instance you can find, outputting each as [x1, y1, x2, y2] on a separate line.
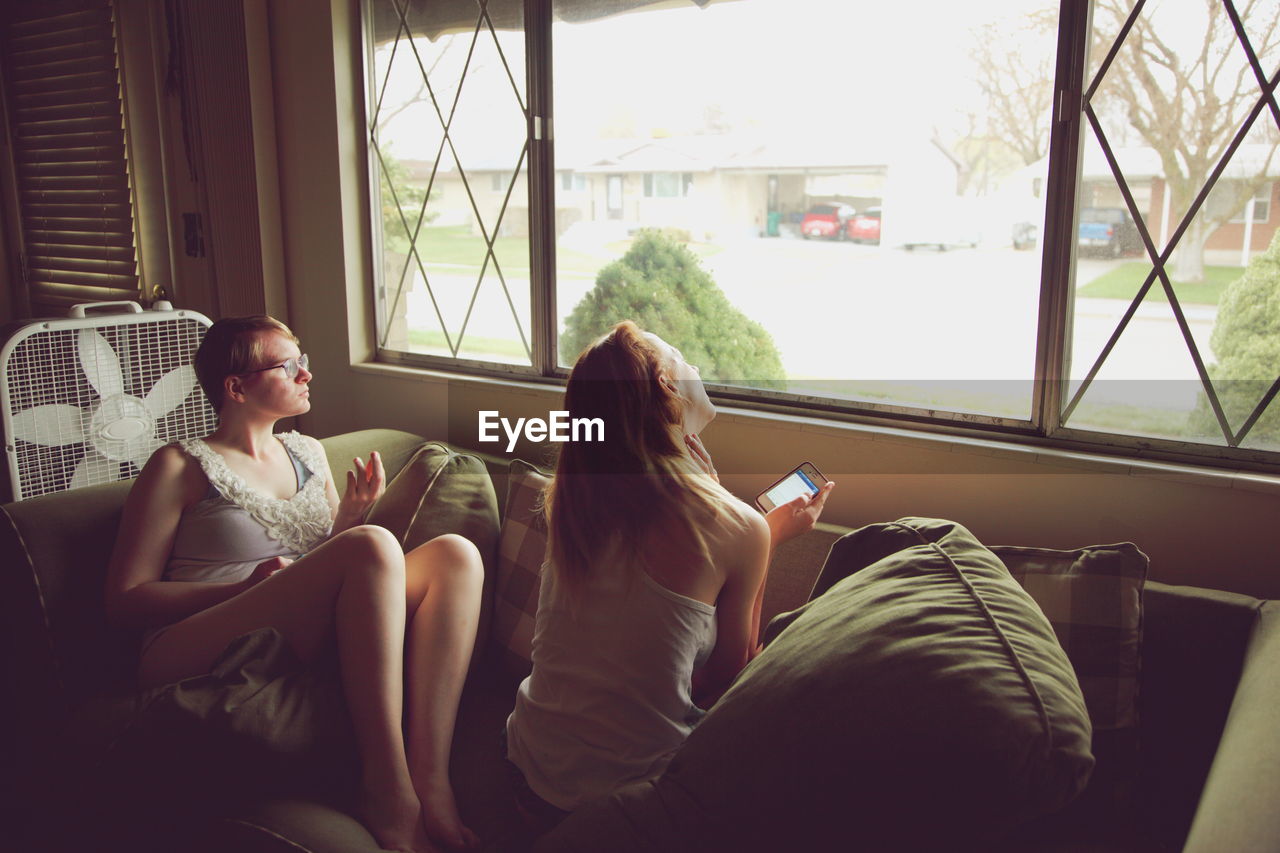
[146, 442, 199, 473]
[715, 489, 768, 532]
[134, 443, 209, 504]
[702, 492, 768, 560]
[279, 431, 329, 469]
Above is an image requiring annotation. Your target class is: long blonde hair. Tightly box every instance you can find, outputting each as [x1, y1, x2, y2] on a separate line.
[546, 321, 737, 596]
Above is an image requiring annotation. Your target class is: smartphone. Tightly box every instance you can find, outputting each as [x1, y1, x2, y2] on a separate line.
[755, 462, 828, 512]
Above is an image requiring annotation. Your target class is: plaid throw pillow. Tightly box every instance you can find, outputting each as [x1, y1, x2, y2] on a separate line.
[493, 460, 550, 679]
[992, 543, 1149, 730]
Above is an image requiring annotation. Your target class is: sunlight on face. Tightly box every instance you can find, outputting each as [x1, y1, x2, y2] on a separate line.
[644, 332, 715, 434]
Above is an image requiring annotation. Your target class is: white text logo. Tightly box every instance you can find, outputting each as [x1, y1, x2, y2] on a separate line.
[478, 410, 605, 452]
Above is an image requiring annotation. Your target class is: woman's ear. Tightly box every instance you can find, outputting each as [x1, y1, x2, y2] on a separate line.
[658, 372, 679, 396]
[223, 374, 246, 404]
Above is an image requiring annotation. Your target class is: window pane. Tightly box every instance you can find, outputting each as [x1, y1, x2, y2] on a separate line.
[552, 0, 1057, 419]
[1067, 0, 1280, 450]
[367, 1, 531, 366]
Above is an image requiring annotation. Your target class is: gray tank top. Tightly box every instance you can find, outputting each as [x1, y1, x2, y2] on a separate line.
[164, 431, 333, 584]
[505, 556, 717, 811]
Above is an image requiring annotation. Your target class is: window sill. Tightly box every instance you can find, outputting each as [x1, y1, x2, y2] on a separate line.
[348, 361, 1280, 497]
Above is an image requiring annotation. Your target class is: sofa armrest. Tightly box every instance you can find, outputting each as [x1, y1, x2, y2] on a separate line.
[1183, 600, 1280, 852]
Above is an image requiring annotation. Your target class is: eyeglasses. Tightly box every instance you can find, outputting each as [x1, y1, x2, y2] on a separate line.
[241, 353, 309, 379]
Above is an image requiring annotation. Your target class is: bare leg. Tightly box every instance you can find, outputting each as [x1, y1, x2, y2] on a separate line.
[403, 534, 484, 850]
[138, 526, 433, 853]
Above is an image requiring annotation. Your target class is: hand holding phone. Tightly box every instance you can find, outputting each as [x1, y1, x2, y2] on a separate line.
[756, 462, 834, 546]
[755, 461, 828, 512]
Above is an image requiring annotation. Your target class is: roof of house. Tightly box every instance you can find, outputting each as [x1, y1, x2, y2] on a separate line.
[1035, 142, 1280, 181]
[397, 131, 902, 178]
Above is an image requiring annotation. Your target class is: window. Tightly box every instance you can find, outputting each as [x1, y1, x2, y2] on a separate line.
[360, 0, 1280, 469]
[1071, 0, 1280, 457]
[642, 172, 692, 198]
[559, 170, 586, 192]
[0, 0, 141, 317]
[552, 0, 1047, 416]
[363, 0, 531, 367]
[1227, 183, 1271, 224]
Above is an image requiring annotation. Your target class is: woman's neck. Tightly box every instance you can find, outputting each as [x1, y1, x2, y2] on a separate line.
[208, 414, 280, 460]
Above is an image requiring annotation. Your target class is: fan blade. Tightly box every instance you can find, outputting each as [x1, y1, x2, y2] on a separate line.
[77, 330, 125, 399]
[146, 365, 198, 418]
[12, 404, 85, 446]
[125, 437, 163, 470]
[69, 448, 110, 490]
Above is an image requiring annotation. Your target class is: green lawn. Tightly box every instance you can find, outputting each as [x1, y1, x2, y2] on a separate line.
[1076, 262, 1239, 306]
[410, 225, 724, 280]
[406, 328, 531, 361]
[412, 225, 604, 276]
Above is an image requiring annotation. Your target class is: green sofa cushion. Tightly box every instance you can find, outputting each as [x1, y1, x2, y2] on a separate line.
[536, 517, 1094, 852]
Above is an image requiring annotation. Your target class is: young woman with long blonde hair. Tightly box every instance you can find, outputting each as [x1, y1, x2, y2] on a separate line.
[504, 320, 833, 824]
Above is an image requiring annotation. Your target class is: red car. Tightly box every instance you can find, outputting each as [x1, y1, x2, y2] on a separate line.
[800, 203, 855, 239]
[847, 207, 881, 244]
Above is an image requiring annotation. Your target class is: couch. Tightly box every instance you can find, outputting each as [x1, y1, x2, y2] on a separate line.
[2, 428, 1278, 852]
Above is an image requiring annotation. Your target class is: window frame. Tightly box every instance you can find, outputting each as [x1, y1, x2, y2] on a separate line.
[358, 0, 1280, 474]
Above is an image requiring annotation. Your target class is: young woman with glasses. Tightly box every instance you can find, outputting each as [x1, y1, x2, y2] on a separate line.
[105, 315, 480, 853]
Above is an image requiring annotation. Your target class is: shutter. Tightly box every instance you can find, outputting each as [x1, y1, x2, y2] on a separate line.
[2, 0, 140, 315]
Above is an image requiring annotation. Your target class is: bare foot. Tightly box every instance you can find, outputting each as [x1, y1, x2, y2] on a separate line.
[360, 784, 437, 853]
[417, 778, 480, 850]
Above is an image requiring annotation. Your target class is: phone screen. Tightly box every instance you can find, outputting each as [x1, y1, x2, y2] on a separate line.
[764, 469, 819, 508]
[756, 462, 827, 511]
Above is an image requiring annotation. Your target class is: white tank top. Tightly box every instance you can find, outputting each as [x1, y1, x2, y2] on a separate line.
[505, 555, 717, 811]
[165, 431, 332, 583]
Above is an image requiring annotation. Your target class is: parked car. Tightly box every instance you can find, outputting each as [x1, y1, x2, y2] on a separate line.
[847, 207, 881, 244]
[888, 195, 982, 251]
[801, 203, 855, 240]
[1078, 207, 1141, 257]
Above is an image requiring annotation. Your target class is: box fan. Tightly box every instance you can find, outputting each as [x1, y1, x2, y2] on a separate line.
[1, 301, 219, 501]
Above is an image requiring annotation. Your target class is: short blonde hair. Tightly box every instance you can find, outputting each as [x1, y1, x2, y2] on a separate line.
[195, 315, 299, 411]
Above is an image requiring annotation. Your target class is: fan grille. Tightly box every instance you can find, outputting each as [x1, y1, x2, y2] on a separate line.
[4, 317, 219, 499]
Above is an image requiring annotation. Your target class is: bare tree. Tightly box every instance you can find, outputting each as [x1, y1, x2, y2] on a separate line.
[933, 9, 1056, 197]
[971, 10, 1058, 167]
[1092, 0, 1280, 282]
[930, 118, 1024, 196]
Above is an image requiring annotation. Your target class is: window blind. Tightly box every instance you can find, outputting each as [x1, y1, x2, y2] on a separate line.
[2, 0, 140, 314]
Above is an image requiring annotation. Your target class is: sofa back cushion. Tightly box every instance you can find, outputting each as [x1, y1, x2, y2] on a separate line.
[492, 460, 550, 678]
[1, 479, 135, 713]
[990, 544, 1148, 731]
[537, 518, 1095, 852]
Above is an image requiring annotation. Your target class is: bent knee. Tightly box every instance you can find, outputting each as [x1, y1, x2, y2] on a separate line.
[428, 533, 484, 579]
[333, 524, 405, 575]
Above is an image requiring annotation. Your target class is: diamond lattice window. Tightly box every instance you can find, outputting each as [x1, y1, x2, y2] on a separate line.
[366, 0, 531, 366]
[1067, 0, 1280, 452]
